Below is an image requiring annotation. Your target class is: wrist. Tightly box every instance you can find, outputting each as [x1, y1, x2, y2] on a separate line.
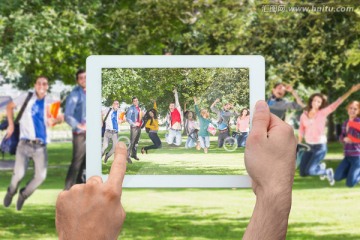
[256, 187, 292, 212]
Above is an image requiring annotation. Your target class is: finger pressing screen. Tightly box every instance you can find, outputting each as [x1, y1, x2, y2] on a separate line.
[107, 142, 127, 194]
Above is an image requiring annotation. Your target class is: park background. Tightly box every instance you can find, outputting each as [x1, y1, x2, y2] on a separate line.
[0, 0, 360, 239]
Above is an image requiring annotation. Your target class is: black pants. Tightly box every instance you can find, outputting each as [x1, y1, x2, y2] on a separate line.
[65, 133, 86, 190]
[218, 130, 229, 148]
[128, 127, 141, 157]
[144, 132, 162, 151]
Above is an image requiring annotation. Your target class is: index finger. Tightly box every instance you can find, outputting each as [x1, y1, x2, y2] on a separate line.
[107, 142, 127, 194]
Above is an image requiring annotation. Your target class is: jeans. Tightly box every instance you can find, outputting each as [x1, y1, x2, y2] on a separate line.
[334, 155, 360, 187]
[144, 132, 162, 151]
[218, 130, 229, 148]
[102, 130, 118, 158]
[128, 126, 141, 157]
[65, 133, 86, 190]
[236, 132, 249, 147]
[299, 143, 327, 177]
[199, 136, 210, 149]
[8, 140, 47, 198]
[185, 132, 198, 148]
[166, 129, 182, 146]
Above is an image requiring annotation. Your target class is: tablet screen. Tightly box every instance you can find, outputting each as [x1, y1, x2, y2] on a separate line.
[101, 67, 250, 176]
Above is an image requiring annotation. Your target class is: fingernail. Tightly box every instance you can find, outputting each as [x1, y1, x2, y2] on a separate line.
[255, 101, 267, 112]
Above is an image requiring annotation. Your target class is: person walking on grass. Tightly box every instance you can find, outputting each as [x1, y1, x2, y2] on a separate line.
[298, 84, 360, 186]
[126, 97, 142, 163]
[64, 69, 87, 190]
[194, 97, 216, 154]
[141, 100, 162, 154]
[102, 100, 124, 163]
[3, 76, 63, 210]
[334, 101, 360, 187]
[236, 108, 250, 147]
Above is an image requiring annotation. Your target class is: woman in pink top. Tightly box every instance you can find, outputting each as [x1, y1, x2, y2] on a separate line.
[236, 108, 250, 147]
[298, 84, 360, 186]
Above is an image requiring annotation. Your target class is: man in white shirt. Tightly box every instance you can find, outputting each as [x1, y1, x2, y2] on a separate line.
[102, 100, 123, 163]
[3, 76, 62, 210]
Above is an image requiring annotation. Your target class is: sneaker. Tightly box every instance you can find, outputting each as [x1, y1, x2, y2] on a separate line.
[319, 163, 326, 181]
[16, 189, 27, 211]
[127, 157, 133, 164]
[326, 168, 335, 186]
[3, 188, 15, 208]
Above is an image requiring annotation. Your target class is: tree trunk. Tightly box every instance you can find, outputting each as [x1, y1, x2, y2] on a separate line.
[327, 113, 337, 142]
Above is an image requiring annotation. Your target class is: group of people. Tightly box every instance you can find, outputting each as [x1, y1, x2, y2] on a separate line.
[268, 82, 360, 187]
[3, 70, 87, 210]
[101, 88, 251, 163]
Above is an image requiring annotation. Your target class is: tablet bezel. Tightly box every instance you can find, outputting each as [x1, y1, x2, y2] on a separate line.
[86, 55, 265, 188]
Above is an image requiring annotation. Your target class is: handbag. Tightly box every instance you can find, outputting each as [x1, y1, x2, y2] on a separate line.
[207, 123, 217, 136]
[102, 108, 112, 137]
[1, 92, 33, 156]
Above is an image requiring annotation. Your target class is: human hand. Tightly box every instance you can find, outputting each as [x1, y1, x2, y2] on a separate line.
[245, 100, 296, 198]
[243, 101, 296, 240]
[193, 97, 197, 104]
[215, 98, 220, 103]
[77, 123, 86, 131]
[135, 122, 141, 127]
[56, 142, 127, 240]
[343, 137, 352, 143]
[285, 85, 294, 93]
[5, 124, 14, 139]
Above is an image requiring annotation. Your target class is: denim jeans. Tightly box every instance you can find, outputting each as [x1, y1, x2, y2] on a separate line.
[101, 131, 118, 158]
[299, 143, 327, 177]
[9, 140, 48, 198]
[144, 132, 162, 151]
[166, 129, 182, 146]
[185, 132, 198, 148]
[199, 136, 210, 149]
[218, 130, 229, 148]
[334, 155, 360, 187]
[236, 132, 249, 147]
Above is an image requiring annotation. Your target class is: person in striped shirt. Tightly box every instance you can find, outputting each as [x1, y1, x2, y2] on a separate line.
[334, 101, 360, 187]
[298, 84, 360, 186]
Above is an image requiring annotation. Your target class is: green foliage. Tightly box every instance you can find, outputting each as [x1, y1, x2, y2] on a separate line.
[102, 68, 249, 115]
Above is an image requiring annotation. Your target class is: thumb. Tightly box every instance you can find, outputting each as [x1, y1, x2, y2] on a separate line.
[250, 100, 270, 138]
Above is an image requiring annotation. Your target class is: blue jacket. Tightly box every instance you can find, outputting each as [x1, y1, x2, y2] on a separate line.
[126, 105, 141, 127]
[65, 85, 86, 133]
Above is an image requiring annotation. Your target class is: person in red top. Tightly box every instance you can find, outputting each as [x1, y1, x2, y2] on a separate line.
[165, 88, 183, 146]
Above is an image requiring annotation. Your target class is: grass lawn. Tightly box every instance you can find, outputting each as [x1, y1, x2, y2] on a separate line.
[0, 142, 359, 239]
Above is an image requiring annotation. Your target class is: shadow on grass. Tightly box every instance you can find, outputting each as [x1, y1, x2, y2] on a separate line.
[0, 205, 56, 239]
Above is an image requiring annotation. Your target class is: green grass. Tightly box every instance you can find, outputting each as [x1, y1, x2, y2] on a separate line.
[102, 130, 246, 175]
[0, 142, 359, 239]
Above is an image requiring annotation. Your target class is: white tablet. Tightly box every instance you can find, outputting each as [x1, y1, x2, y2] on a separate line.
[86, 55, 265, 188]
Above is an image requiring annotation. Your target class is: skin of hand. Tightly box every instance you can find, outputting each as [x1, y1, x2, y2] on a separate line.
[243, 100, 297, 240]
[77, 123, 87, 131]
[56, 142, 127, 240]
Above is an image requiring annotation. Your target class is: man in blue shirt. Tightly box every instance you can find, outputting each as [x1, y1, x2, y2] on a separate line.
[126, 97, 142, 163]
[64, 69, 87, 190]
[3, 76, 63, 210]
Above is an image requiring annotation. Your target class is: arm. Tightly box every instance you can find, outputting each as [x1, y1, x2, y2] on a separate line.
[64, 91, 83, 130]
[323, 84, 360, 116]
[298, 114, 305, 143]
[286, 85, 305, 108]
[236, 118, 240, 132]
[243, 101, 295, 240]
[125, 107, 136, 127]
[210, 98, 220, 112]
[153, 101, 157, 111]
[5, 101, 16, 138]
